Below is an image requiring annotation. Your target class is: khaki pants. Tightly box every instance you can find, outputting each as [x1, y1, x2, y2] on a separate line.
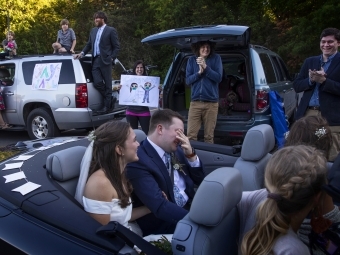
[187, 101, 218, 144]
[305, 109, 340, 161]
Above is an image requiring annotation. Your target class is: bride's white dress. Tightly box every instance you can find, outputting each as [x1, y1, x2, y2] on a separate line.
[83, 196, 142, 236]
[75, 141, 174, 242]
[83, 197, 132, 227]
[75, 141, 142, 236]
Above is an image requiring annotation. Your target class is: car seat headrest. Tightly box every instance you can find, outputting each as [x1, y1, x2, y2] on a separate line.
[134, 129, 147, 143]
[189, 167, 242, 226]
[241, 124, 275, 161]
[46, 146, 87, 181]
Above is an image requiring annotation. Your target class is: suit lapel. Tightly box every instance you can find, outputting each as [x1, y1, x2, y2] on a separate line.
[99, 26, 108, 44]
[325, 52, 340, 76]
[143, 139, 175, 201]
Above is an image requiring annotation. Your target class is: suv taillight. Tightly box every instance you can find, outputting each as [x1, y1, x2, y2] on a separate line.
[75, 83, 88, 108]
[256, 89, 269, 111]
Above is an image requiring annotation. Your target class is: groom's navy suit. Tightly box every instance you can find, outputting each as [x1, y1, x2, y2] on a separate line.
[126, 138, 205, 236]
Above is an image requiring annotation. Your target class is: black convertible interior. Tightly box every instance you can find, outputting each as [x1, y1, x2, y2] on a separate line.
[0, 138, 133, 254]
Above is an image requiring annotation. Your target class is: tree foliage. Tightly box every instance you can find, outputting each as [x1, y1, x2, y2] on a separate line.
[2, 0, 340, 76]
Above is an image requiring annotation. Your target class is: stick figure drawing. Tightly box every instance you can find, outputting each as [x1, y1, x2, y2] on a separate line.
[141, 82, 155, 103]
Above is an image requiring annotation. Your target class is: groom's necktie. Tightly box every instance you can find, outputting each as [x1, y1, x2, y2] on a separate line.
[163, 152, 186, 207]
[164, 152, 171, 175]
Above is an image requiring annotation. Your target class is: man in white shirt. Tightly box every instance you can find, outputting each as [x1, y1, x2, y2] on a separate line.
[126, 109, 205, 236]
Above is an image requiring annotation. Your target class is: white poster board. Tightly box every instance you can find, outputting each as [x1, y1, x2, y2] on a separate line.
[32, 63, 62, 90]
[119, 75, 160, 107]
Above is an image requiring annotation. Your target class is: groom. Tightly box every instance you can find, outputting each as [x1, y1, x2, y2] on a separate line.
[126, 109, 205, 236]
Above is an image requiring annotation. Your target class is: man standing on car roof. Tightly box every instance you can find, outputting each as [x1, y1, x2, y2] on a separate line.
[186, 41, 223, 143]
[74, 11, 120, 115]
[294, 27, 340, 161]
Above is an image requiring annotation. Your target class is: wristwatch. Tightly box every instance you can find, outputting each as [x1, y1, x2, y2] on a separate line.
[185, 147, 196, 159]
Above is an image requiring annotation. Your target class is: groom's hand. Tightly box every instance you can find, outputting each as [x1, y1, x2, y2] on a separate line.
[176, 129, 196, 161]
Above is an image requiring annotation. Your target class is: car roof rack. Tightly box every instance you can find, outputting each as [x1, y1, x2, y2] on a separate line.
[251, 45, 270, 51]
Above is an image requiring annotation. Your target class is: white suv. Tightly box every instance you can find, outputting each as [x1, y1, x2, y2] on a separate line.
[0, 54, 126, 139]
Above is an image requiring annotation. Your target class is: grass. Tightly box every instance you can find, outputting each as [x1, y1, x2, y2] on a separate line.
[0, 147, 20, 161]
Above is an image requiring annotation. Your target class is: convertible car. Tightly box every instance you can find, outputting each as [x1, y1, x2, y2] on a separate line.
[0, 124, 276, 254]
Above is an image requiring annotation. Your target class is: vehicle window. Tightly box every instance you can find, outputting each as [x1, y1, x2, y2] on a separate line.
[278, 57, 291, 81]
[0, 64, 15, 86]
[259, 53, 276, 84]
[223, 56, 245, 79]
[22, 60, 75, 85]
[270, 56, 284, 81]
[80, 59, 93, 82]
[81, 59, 121, 82]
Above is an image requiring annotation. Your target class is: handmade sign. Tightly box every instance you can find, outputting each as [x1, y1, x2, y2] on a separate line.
[32, 63, 62, 90]
[119, 75, 160, 107]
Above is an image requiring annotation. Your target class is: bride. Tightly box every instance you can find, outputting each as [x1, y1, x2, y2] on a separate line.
[75, 120, 150, 236]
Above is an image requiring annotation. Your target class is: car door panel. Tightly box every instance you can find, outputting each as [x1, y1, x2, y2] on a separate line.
[191, 141, 239, 176]
[2, 63, 19, 124]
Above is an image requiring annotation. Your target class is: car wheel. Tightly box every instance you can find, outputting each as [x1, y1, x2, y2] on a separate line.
[27, 108, 60, 139]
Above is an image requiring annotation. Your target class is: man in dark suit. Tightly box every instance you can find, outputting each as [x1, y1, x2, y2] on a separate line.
[126, 109, 205, 236]
[294, 27, 340, 161]
[74, 11, 120, 114]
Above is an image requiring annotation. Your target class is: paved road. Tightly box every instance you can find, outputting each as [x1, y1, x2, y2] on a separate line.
[0, 129, 89, 148]
[0, 110, 163, 148]
[0, 108, 233, 148]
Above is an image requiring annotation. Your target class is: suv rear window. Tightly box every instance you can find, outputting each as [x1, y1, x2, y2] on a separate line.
[259, 53, 276, 84]
[22, 59, 75, 85]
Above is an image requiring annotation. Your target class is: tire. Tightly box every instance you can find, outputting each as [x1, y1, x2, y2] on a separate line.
[27, 108, 60, 140]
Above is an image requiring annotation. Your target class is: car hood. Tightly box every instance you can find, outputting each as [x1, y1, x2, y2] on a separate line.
[141, 25, 250, 51]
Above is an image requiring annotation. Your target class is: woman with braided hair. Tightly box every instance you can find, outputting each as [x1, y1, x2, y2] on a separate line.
[238, 145, 330, 255]
[284, 115, 340, 254]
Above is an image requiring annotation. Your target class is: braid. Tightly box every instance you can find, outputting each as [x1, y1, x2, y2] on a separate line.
[241, 145, 327, 255]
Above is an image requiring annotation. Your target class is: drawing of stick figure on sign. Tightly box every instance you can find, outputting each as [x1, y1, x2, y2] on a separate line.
[32, 63, 62, 90]
[141, 82, 155, 103]
[127, 83, 139, 103]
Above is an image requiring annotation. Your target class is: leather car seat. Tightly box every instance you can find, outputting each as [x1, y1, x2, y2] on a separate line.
[234, 124, 275, 191]
[46, 146, 87, 196]
[171, 167, 242, 255]
[134, 129, 147, 143]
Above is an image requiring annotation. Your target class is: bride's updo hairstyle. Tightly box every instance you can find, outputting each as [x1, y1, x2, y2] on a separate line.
[241, 145, 327, 255]
[88, 120, 133, 208]
[285, 115, 332, 158]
